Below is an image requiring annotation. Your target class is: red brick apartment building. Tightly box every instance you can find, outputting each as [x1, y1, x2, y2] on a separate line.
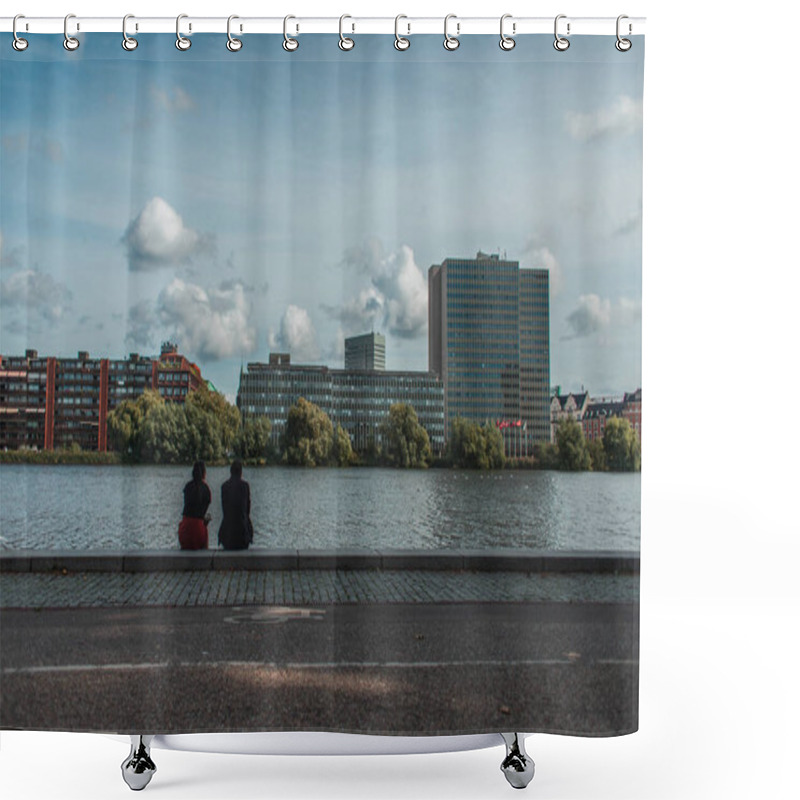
[622, 388, 642, 441]
[0, 343, 204, 452]
[581, 389, 642, 443]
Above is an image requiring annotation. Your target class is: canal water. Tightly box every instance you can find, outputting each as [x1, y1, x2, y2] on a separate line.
[0, 465, 640, 551]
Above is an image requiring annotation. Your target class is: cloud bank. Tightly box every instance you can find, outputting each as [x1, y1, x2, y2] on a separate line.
[126, 278, 257, 361]
[325, 244, 428, 340]
[0, 268, 72, 323]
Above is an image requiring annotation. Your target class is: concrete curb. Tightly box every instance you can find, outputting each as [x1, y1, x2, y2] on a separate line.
[0, 549, 639, 575]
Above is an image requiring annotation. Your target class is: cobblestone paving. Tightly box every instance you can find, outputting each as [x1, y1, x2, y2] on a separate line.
[0, 570, 638, 609]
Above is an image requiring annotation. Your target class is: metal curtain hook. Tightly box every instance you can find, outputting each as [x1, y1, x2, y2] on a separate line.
[176, 13, 191, 50]
[227, 15, 242, 51]
[444, 14, 459, 51]
[339, 14, 354, 51]
[63, 13, 79, 51]
[283, 15, 298, 51]
[499, 14, 515, 51]
[394, 14, 410, 51]
[12, 14, 28, 51]
[122, 14, 138, 51]
[616, 14, 632, 51]
[553, 14, 570, 51]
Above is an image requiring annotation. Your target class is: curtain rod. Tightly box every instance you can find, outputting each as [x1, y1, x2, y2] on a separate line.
[1, 16, 646, 36]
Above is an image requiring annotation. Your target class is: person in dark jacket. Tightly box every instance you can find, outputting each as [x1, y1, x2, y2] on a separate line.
[178, 461, 211, 550]
[218, 460, 253, 550]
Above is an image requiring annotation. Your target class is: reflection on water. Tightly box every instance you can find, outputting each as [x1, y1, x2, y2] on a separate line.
[0, 465, 640, 551]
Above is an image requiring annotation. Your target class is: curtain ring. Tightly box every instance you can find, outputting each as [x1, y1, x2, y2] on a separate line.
[227, 15, 242, 51]
[339, 14, 354, 51]
[394, 14, 410, 51]
[615, 15, 632, 51]
[443, 14, 459, 51]
[553, 14, 570, 51]
[499, 14, 515, 51]
[12, 15, 28, 51]
[63, 13, 79, 51]
[283, 15, 298, 51]
[122, 14, 138, 51]
[176, 14, 191, 51]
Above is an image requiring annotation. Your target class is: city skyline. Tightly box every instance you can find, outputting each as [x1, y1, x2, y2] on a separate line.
[0, 34, 642, 401]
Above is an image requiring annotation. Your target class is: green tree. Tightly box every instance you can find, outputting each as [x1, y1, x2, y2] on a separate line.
[447, 417, 505, 470]
[107, 389, 164, 461]
[282, 397, 335, 466]
[184, 386, 240, 462]
[235, 417, 273, 461]
[331, 423, 354, 467]
[603, 417, 641, 471]
[532, 441, 559, 470]
[555, 418, 591, 471]
[587, 438, 607, 472]
[138, 400, 190, 463]
[108, 386, 242, 464]
[379, 403, 432, 468]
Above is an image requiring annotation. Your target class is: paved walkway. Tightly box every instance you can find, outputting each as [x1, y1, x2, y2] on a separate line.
[0, 569, 638, 609]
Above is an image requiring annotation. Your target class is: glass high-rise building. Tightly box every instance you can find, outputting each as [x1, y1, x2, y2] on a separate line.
[428, 252, 550, 451]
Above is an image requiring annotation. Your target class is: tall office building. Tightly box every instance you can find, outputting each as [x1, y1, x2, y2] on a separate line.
[344, 332, 386, 371]
[428, 251, 550, 451]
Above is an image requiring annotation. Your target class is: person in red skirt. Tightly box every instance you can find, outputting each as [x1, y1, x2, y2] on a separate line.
[178, 461, 212, 550]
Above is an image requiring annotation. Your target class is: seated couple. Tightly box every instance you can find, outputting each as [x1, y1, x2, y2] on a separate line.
[178, 460, 254, 551]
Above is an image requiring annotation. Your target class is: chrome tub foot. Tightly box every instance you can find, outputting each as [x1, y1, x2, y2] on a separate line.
[500, 733, 535, 789]
[121, 735, 156, 791]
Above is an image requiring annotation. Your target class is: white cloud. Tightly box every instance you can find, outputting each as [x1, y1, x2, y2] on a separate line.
[0, 268, 72, 323]
[323, 286, 384, 333]
[150, 85, 196, 113]
[130, 278, 257, 361]
[566, 294, 612, 338]
[565, 294, 641, 339]
[373, 246, 428, 339]
[123, 197, 207, 270]
[616, 297, 643, 326]
[565, 95, 643, 141]
[522, 241, 563, 295]
[269, 305, 321, 363]
[326, 244, 428, 340]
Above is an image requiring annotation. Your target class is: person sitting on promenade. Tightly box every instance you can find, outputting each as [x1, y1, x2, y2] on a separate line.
[218, 459, 253, 551]
[178, 460, 211, 550]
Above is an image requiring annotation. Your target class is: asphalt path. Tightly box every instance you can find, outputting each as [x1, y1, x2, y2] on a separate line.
[0, 602, 638, 736]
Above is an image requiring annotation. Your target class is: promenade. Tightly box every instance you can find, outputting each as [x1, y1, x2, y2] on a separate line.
[0, 549, 639, 608]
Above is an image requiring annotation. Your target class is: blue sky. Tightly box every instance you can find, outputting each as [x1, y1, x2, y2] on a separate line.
[1, 33, 643, 399]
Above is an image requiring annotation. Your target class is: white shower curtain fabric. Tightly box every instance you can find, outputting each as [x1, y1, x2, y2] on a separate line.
[0, 31, 643, 737]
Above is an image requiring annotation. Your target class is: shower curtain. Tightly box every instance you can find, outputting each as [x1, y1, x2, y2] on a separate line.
[0, 27, 643, 741]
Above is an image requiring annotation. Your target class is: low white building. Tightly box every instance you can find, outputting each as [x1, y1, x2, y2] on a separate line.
[550, 391, 589, 443]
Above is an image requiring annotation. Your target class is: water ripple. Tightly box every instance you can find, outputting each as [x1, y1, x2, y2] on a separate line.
[0, 464, 640, 551]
